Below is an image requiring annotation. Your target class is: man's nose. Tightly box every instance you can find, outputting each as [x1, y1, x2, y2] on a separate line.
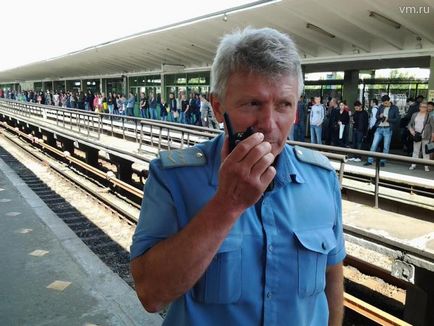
[256, 105, 274, 133]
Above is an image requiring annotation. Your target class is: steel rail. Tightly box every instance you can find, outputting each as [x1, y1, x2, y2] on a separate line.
[0, 124, 143, 198]
[344, 293, 411, 326]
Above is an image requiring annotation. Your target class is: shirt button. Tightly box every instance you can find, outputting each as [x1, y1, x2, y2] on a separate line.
[268, 245, 273, 252]
[266, 291, 272, 299]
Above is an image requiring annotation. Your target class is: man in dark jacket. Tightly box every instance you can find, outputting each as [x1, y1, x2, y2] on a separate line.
[328, 98, 340, 146]
[364, 95, 400, 166]
[401, 95, 424, 155]
[292, 95, 306, 141]
[350, 101, 369, 161]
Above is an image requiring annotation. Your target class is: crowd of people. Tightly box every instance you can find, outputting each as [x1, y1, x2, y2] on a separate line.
[0, 88, 219, 129]
[1, 86, 433, 169]
[141, 91, 218, 128]
[293, 94, 434, 171]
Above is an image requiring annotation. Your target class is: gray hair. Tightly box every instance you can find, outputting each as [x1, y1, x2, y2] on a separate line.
[211, 27, 304, 101]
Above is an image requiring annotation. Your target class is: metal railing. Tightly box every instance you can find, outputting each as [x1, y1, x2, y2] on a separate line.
[288, 141, 434, 208]
[0, 98, 102, 140]
[1, 98, 432, 209]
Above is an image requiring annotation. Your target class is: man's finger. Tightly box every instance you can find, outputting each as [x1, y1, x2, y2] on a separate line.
[227, 132, 264, 162]
[250, 152, 275, 177]
[260, 166, 276, 188]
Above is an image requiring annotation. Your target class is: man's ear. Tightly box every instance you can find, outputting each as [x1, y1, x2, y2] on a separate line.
[210, 93, 224, 123]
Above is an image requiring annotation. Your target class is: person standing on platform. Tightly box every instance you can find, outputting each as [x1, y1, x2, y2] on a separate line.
[309, 96, 325, 144]
[185, 93, 194, 124]
[401, 95, 424, 155]
[336, 101, 350, 147]
[367, 98, 378, 148]
[148, 93, 158, 120]
[139, 92, 148, 119]
[180, 93, 189, 124]
[199, 93, 212, 128]
[118, 94, 126, 115]
[159, 94, 168, 121]
[364, 95, 400, 167]
[292, 95, 306, 142]
[168, 93, 178, 122]
[428, 101, 434, 118]
[107, 92, 114, 115]
[130, 27, 345, 326]
[328, 98, 340, 146]
[194, 93, 202, 126]
[407, 100, 434, 171]
[350, 101, 369, 161]
[126, 92, 135, 117]
[113, 93, 119, 115]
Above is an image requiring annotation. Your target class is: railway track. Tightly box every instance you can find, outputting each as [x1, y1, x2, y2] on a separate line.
[0, 125, 415, 325]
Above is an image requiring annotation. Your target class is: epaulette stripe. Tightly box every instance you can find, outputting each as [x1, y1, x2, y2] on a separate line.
[160, 147, 207, 169]
[294, 146, 334, 171]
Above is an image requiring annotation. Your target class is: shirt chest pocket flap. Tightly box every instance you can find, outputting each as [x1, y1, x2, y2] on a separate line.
[294, 227, 336, 297]
[192, 235, 242, 304]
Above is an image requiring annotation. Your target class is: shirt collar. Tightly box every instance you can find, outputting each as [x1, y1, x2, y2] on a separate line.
[274, 145, 305, 187]
[209, 135, 305, 187]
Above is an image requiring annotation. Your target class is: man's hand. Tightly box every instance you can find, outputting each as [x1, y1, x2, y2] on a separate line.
[215, 133, 276, 214]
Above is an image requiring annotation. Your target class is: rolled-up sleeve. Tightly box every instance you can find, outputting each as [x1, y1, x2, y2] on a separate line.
[130, 161, 178, 260]
[327, 173, 346, 266]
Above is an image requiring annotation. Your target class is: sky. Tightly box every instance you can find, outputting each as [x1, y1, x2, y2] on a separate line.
[0, 0, 255, 72]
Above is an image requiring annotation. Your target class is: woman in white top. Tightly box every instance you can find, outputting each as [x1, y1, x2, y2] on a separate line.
[407, 100, 434, 171]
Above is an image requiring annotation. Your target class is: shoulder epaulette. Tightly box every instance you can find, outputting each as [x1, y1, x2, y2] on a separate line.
[160, 147, 207, 169]
[293, 146, 334, 171]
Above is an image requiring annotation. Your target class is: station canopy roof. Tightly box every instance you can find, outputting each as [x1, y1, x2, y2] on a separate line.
[1, 0, 433, 83]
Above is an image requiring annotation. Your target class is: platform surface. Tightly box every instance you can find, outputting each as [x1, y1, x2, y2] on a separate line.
[0, 157, 162, 326]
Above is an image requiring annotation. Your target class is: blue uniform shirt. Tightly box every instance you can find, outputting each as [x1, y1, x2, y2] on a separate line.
[131, 134, 346, 326]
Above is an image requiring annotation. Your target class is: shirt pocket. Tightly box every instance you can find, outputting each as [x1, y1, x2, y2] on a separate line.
[191, 235, 242, 304]
[294, 227, 337, 297]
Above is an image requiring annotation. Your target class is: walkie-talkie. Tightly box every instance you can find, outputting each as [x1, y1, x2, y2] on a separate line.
[223, 112, 255, 152]
[223, 112, 274, 192]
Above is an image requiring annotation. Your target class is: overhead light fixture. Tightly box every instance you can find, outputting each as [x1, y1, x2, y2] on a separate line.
[223, 13, 228, 22]
[306, 23, 335, 38]
[415, 36, 423, 49]
[369, 11, 401, 29]
[352, 45, 360, 54]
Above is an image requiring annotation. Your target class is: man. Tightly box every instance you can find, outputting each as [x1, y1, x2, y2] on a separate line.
[126, 92, 136, 117]
[364, 95, 400, 167]
[350, 101, 369, 161]
[130, 27, 345, 326]
[199, 93, 212, 128]
[169, 92, 178, 122]
[328, 98, 340, 146]
[401, 95, 424, 155]
[428, 101, 434, 117]
[292, 95, 306, 142]
[310, 96, 325, 144]
[367, 98, 379, 148]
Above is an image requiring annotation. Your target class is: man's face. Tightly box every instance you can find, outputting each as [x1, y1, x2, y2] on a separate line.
[427, 104, 433, 112]
[314, 97, 321, 105]
[355, 105, 361, 111]
[212, 71, 298, 157]
[383, 100, 391, 107]
[330, 99, 336, 107]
